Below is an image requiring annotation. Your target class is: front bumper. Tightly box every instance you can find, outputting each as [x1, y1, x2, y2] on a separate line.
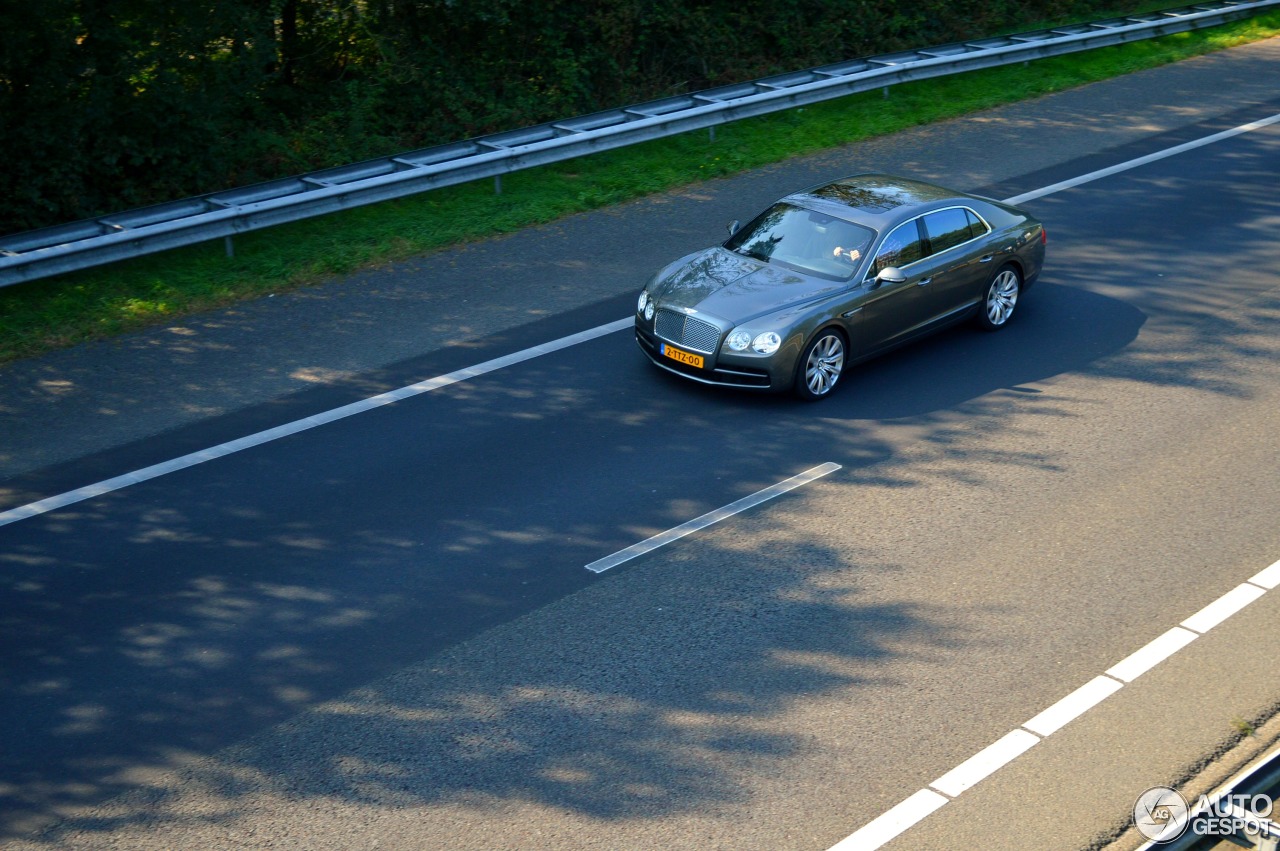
[635, 322, 776, 390]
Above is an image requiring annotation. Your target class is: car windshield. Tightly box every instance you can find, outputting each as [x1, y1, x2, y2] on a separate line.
[725, 203, 876, 281]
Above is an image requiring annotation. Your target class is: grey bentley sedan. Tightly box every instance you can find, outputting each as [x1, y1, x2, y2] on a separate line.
[635, 173, 1046, 400]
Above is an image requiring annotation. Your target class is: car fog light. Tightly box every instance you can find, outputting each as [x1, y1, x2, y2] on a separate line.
[725, 330, 751, 351]
[752, 332, 782, 355]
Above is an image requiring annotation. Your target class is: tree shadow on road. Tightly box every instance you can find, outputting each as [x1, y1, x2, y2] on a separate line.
[10, 201, 1280, 843]
[0, 277, 1149, 846]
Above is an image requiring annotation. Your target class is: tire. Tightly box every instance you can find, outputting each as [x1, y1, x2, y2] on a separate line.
[976, 264, 1021, 331]
[794, 328, 846, 401]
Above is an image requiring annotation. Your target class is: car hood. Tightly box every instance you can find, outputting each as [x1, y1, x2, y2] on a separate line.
[652, 248, 847, 324]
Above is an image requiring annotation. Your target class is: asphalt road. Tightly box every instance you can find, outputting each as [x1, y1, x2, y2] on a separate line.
[1, 39, 1279, 851]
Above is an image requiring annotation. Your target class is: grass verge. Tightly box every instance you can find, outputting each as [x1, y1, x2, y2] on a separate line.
[1, 9, 1278, 366]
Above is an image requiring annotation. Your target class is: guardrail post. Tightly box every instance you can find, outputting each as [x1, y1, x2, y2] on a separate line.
[224, 236, 234, 258]
[494, 175, 503, 195]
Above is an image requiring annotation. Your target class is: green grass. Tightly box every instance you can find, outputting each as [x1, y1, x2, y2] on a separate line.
[2, 9, 1278, 365]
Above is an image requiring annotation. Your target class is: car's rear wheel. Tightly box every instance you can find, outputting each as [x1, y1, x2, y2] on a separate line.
[976, 264, 1021, 331]
[795, 328, 846, 401]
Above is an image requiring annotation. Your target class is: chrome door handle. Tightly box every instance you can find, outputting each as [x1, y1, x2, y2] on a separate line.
[980, 254, 995, 263]
[916, 277, 933, 286]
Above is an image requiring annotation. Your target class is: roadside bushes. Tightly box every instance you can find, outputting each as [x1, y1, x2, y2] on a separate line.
[0, 0, 1111, 233]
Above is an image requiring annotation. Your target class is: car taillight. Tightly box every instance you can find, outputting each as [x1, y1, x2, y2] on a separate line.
[1041, 227, 1048, 245]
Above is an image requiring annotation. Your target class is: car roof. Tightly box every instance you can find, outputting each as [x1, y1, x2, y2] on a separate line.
[784, 173, 974, 229]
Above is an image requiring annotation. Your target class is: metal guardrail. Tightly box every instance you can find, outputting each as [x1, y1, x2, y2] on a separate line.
[1, 0, 1276, 288]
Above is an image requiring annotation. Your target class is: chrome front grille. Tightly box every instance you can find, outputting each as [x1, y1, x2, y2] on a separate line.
[654, 309, 720, 354]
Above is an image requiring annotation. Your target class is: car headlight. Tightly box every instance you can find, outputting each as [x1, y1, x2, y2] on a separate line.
[725, 330, 782, 355]
[637, 291, 649, 314]
[752, 332, 782, 355]
[644, 301, 655, 321]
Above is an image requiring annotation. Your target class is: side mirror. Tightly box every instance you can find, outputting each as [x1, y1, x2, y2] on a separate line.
[727, 219, 740, 236]
[873, 266, 907, 286]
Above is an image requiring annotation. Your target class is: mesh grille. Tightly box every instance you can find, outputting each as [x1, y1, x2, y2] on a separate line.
[655, 310, 720, 354]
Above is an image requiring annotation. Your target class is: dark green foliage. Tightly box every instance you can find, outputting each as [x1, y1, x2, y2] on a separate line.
[0, 0, 1115, 233]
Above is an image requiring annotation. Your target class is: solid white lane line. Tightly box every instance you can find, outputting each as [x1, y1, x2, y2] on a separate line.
[1022, 675, 1124, 737]
[827, 790, 950, 851]
[0, 318, 633, 528]
[1001, 113, 1280, 205]
[1181, 583, 1268, 634]
[584, 462, 841, 573]
[928, 730, 1041, 798]
[1250, 559, 1280, 590]
[1105, 627, 1199, 683]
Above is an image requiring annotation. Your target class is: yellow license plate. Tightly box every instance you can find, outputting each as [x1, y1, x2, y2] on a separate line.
[661, 344, 704, 368]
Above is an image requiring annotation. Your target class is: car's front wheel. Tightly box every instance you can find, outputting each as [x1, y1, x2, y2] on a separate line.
[795, 328, 846, 401]
[976, 264, 1021, 331]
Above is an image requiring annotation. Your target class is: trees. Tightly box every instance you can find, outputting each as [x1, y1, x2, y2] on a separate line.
[0, 0, 1104, 234]
[0, 0, 275, 232]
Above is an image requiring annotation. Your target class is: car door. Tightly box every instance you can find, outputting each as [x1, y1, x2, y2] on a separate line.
[917, 206, 993, 320]
[857, 217, 938, 355]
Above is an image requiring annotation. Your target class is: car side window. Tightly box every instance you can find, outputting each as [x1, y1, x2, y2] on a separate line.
[966, 208, 990, 236]
[872, 219, 925, 275]
[922, 207, 977, 255]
